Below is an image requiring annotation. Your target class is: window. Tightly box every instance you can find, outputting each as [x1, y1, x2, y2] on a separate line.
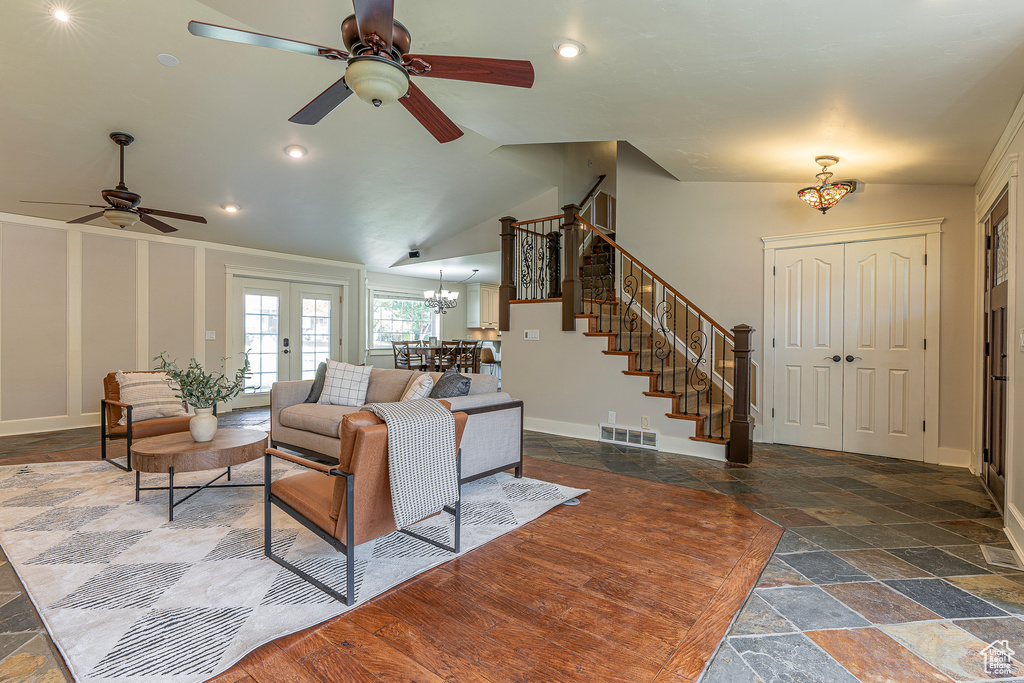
[300, 297, 332, 379]
[370, 290, 439, 348]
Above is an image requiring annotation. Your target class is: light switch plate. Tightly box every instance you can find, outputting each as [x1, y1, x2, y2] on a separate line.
[524, 329, 540, 341]
[205, 331, 216, 341]
[641, 416, 650, 429]
[608, 411, 616, 424]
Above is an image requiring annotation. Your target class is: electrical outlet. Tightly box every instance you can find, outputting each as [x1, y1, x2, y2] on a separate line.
[608, 411, 616, 424]
[524, 329, 540, 341]
[641, 415, 650, 429]
[205, 330, 216, 341]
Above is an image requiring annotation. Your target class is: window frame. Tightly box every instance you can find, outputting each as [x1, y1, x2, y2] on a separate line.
[367, 286, 442, 353]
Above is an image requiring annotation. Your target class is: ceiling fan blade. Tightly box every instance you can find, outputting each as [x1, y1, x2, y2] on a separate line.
[353, 0, 394, 50]
[139, 207, 208, 224]
[407, 54, 535, 88]
[139, 214, 178, 234]
[21, 200, 105, 208]
[289, 77, 354, 125]
[187, 21, 346, 58]
[400, 81, 464, 144]
[67, 211, 105, 224]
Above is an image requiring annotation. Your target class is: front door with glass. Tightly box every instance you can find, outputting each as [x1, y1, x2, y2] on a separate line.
[233, 278, 340, 407]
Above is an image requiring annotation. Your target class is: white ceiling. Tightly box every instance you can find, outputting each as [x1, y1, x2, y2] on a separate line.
[2, 0, 1024, 268]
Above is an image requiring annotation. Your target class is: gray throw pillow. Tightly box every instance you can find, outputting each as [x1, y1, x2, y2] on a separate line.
[429, 368, 471, 399]
[304, 362, 327, 403]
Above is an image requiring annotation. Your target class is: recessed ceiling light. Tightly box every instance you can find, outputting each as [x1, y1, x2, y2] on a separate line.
[50, 7, 70, 22]
[157, 53, 179, 67]
[554, 40, 585, 58]
[223, 204, 239, 213]
[284, 145, 307, 158]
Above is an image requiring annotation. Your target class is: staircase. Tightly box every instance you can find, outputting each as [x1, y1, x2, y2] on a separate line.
[578, 240, 732, 444]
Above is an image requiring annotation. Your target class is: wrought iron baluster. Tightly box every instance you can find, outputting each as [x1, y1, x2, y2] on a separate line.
[672, 293, 677, 396]
[720, 331, 727, 440]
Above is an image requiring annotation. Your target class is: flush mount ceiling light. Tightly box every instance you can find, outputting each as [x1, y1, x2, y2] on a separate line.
[50, 7, 70, 22]
[424, 270, 459, 315]
[157, 53, 179, 67]
[344, 55, 409, 107]
[554, 40, 585, 58]
[284, 145, 307, 158]
[797, 156, 857, 215]
[223, 204, 239, 213]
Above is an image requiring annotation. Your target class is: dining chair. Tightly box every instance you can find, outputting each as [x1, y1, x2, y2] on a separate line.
[438, 341, 462, 372]
[480, 347, 501, 378]
[458, 341, 482, 373]
[392, 341, 412, 370]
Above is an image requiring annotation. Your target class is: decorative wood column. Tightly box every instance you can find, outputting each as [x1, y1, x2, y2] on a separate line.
[499, 215, 516, 332]
[728, 324, 754, 464]
[561, 203, 582, 332]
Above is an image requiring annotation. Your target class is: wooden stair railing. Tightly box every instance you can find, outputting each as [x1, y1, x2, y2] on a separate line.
[499, 203, 755, 463]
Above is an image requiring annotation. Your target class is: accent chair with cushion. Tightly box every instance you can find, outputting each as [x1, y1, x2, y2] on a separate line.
[100, 370, 206, 471]
[264, 405, 470, 604]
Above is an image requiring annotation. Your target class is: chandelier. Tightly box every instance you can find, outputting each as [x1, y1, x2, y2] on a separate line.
[423, 270, 458, 315]
[797, 156, 857, 214]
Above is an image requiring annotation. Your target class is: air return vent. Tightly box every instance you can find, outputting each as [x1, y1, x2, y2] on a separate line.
[599, 424, 659, 450]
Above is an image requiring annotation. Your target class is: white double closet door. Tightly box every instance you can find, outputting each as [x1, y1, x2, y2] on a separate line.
[773, 237, 926, 460]
[232, 277, 341, 408]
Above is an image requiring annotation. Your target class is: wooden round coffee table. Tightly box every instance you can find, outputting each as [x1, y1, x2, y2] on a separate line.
[131, 428, 268, 521]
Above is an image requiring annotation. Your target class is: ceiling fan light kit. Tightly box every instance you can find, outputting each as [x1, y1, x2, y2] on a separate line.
[345, 55, 409, 107]
[797, 155, 857, 214]
[103, 208, 140, 228]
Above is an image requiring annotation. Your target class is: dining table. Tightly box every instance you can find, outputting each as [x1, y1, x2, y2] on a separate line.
[403, 343, 480, 373]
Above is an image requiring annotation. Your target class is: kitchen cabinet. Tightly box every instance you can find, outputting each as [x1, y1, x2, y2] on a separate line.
[466, 283, 500, 329]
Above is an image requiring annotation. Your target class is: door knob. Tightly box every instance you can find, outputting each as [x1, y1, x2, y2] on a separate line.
[845, 355, 862, 362]
[993, 375, 1008, 381]
[824, 355, 842, 362]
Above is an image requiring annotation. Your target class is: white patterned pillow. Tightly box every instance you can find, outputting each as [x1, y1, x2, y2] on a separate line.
[400, 373, 434, 402]
[115, 371, 187, 425]
[318, 361, 372, 407]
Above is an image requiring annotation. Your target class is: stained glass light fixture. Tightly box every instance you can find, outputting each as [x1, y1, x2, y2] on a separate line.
[797, 156, 857, 214]
[424, 271, 458, 315]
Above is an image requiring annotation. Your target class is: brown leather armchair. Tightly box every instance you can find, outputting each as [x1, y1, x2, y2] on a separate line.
[100, 371, 200, 472]
[264, 404, 469, 604]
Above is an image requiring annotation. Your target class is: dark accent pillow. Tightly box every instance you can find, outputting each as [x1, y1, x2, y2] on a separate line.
[304, 362, 328, 403]
[428, 368, 471, 399]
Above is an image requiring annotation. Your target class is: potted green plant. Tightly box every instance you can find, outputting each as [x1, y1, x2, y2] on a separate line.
[154, 352, 251, 442]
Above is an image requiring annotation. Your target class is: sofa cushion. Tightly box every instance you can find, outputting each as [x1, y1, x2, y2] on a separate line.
[280, 403, 362, 437]
[400, 373, 434, 401]
[428, 371, 498, 395]
[304, 362, 328, 403]
[319, 361, 371, 407]
[429, 368, 471, 399]
[365, 368, 416, 403]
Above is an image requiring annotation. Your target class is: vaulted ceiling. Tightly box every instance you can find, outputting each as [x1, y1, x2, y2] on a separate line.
[2, 0, 1024, 268]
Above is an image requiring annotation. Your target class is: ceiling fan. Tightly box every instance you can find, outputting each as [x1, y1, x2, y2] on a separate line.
[187, 0, 535, 143]
[22, 132, 208, 233]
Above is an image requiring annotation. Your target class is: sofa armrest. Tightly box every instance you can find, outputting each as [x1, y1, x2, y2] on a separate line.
[271, 380, 315, 444]
[444, 392, 515, 412]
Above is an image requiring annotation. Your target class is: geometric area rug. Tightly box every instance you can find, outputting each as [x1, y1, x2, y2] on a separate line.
[0, 458, 587, 683]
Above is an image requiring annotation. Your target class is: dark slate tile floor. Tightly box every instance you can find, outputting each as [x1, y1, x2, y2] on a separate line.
[523, 432, 1024, 682]
[0, 415, 1021, 682]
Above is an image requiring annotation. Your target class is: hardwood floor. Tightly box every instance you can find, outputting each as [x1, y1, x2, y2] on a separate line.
[209, 456, 781, 683]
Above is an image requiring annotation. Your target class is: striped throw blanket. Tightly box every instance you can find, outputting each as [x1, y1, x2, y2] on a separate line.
[365, 399, 459, 529]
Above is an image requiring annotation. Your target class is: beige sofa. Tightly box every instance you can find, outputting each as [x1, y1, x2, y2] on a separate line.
[270, 368, 523, 482]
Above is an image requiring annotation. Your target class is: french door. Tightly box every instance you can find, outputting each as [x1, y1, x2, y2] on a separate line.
[772, 236, 927, 459]
[233, 278, 340, 407]
[983, 192, 1009, 507]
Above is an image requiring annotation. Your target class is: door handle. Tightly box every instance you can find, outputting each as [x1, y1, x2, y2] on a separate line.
[992, 375, 1008, 381]
[283, 337, 290, 354]
[824, 355, 842, 363]
[845, 355, 862, 362]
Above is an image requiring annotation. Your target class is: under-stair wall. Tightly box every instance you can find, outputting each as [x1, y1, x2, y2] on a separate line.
[502, 301, 729, 461]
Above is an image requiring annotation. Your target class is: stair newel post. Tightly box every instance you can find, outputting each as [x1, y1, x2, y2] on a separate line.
[729, 324, 755, 464]
[561, 204, 583, 332]
[547, 225, 561, 300]
[499, 215, 516, 332]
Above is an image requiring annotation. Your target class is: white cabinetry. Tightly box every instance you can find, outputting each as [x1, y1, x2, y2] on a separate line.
[466, 283, 500, 329]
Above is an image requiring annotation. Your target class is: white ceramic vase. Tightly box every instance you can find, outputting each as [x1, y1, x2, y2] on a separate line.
[190, 407, 218, 442]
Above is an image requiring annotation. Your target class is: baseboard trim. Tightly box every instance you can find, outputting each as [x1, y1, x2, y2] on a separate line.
[524, 416, 727, 462]
[1004, 503, 1024, 565]
[935, 447, 973, 469]
[0, 414, 100, 437]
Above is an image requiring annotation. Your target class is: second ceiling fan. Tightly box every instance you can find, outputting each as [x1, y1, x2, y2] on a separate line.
[188, 0, 535, 143]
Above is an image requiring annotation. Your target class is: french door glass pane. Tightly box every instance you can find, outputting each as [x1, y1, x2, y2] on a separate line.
[301, 296, 331, 379]
[243, 293, 280, 393]
[995, 215, 1009, 286]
